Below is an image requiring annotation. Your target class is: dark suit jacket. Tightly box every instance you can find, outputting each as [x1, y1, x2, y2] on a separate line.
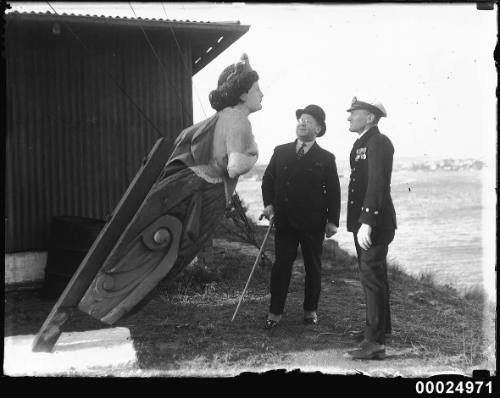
[347, 126, 397, 242]
[262, 140, 341, 232]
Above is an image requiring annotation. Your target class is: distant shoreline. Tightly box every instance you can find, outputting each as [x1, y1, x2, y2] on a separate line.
[247, 158, 485, 179]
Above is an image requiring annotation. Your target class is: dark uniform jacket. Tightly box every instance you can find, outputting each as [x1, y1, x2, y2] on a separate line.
[347, 126, 397, 238]
[262, 140, 341, 232]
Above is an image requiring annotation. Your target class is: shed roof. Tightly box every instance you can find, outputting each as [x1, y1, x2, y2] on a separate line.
[6, 11, 250, 75]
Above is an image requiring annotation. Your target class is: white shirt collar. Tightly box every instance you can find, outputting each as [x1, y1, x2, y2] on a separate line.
[296, 139, 315, 151]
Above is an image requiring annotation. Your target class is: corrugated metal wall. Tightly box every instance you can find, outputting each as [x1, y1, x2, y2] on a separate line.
[6, 17, 193, 252]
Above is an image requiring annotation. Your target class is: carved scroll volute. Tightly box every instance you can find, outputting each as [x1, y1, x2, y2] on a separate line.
[78, 215, 183, 324]
[142, 226, 172, 251]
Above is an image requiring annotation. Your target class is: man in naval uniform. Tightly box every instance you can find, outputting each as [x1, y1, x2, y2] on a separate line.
[260, 104, 341, 329]
[344, 97, 397, 360]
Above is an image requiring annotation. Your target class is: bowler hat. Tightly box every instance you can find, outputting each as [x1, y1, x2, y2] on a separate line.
[296, 104, 326, 137]
[347, 97, 387, 117]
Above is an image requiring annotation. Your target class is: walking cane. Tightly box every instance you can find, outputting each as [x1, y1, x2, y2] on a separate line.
[231, 219, 274, 322]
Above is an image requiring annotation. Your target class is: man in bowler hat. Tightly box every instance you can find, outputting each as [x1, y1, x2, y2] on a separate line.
[344, 97, 397, 360]
[260, 104, 341, 329]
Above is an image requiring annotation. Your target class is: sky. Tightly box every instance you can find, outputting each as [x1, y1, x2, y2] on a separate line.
[9, 2, 497, 165]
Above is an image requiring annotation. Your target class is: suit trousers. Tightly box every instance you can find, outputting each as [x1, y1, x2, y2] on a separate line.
[269, 227, 324, 315]
[353, 232, 393, 345]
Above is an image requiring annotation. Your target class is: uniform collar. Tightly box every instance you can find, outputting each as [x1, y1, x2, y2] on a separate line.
[358, 126, 371, 139]
[355, 126, 379, 147]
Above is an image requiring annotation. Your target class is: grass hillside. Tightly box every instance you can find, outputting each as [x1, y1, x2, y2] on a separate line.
[4, 216, 494, 376]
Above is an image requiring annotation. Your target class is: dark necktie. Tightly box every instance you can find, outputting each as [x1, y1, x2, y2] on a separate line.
[297, 143, 307, 159]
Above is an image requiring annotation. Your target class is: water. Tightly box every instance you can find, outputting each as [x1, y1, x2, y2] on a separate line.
[236, 167, 490, 294]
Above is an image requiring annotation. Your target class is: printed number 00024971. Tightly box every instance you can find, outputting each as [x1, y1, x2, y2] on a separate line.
[415, 380, 492, 395]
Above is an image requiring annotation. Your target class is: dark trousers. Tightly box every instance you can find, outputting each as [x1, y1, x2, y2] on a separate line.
[353, 232, 393, 345]
[269, 227, 324, 315]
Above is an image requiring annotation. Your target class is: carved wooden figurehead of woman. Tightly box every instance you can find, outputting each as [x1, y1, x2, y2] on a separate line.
[74, 55, 264, 327]
[206, 54, 263, 198]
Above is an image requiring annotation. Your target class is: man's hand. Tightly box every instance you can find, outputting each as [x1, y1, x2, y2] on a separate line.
[259, 205, 274, 221]
[357, 223, 372, 250]
[325, 222, 338, 238]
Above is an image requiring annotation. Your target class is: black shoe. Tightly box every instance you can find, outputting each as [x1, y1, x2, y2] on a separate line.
[346, 341, 386, 360]
[348, 330, 364, 340]
[264, 318, 280, 330]
[349, 330, 391, 343]
[303, 315, 318, 325]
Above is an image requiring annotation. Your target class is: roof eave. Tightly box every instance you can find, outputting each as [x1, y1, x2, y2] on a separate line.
[6, 11, 250, 76]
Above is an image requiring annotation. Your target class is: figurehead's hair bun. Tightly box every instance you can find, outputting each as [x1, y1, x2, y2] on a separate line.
[209, 53, 259, 111]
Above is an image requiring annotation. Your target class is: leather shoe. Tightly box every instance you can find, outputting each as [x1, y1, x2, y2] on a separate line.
[264, 318, 280, 330]
[346, 341, 386, 360]
[349, 330, 391, 343]
[348, 329, 364, 338]
[303, 315, 318, 325]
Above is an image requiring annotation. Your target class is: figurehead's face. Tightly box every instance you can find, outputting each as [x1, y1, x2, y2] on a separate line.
[240, 81, 264, 113]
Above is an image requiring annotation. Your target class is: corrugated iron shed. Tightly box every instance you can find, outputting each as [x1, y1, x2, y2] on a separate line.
[5, 11, 249, 252]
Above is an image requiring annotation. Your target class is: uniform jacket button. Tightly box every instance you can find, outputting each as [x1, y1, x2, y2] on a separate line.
[350, 201, 354, 204]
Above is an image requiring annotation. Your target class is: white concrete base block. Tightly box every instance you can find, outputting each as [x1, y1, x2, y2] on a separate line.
[3, 327, 137, 376]
[5, 252, 47, 285]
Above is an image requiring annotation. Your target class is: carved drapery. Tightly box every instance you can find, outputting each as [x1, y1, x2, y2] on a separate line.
[78, 168, 225, 324]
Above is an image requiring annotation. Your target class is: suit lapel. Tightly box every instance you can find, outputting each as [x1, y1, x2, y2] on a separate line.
[285, 141, 298, 163]
[287, 141, 319, 177]
[304, 141, 320, 161]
